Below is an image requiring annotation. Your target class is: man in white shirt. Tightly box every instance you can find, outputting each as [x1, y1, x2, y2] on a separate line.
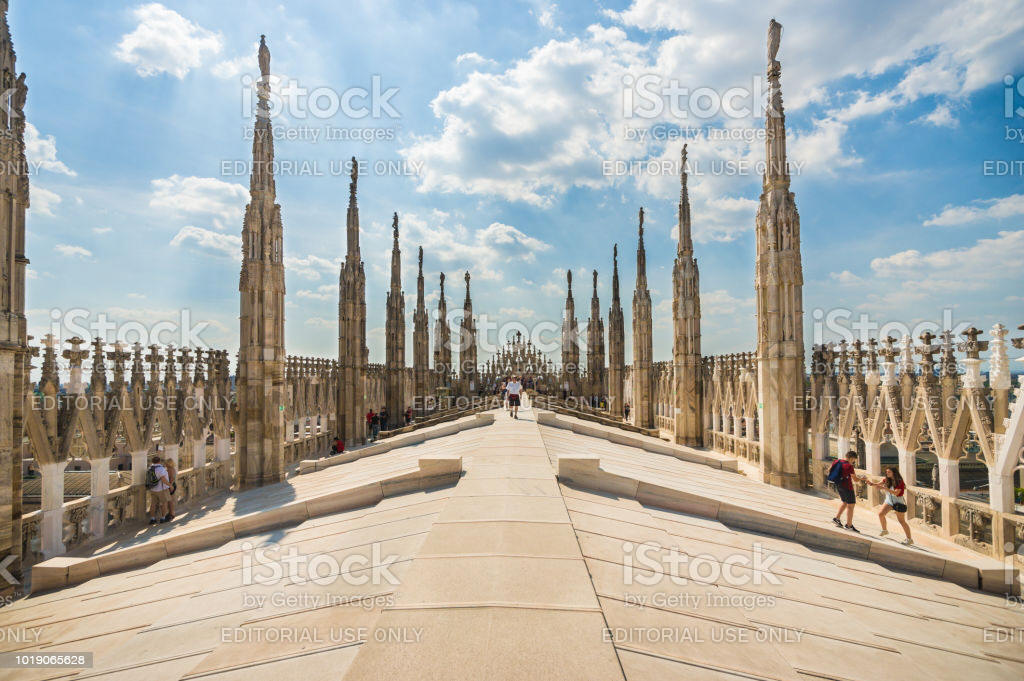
[506, 376, 523, 420]
[146, 455, 172, 525]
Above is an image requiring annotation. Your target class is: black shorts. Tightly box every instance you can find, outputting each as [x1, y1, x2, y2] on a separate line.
[508, 394, 521, 406]
[891, 502, 908, 513]
[837, 487, 856, 504]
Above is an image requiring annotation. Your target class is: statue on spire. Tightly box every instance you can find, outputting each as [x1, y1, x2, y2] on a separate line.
[567, 269, 572, 293]
[392, 211, 399, 240]
[767, 19, 782, 65]
[258, 35, 271, 77]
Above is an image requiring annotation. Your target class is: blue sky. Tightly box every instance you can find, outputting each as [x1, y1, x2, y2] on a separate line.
[16, 0, 1024, 365]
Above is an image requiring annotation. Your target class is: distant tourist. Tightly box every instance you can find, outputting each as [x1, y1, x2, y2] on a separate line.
[828, 451, 864, 532]
[366, 409, 376, 441]
[163, 457, 177, 522]
[867, 467, 913, 545]
[405, 407, 413, 425]
[379, 407, 389, 432]
[507, 376, 522, 419]
[500, 379, 509, 412]
[145, 455, 171, 525]
[332, 437, 345, 455]
[623, 403, 630, 421]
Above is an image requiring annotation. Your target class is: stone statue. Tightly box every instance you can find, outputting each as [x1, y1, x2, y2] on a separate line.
[767, 19, 782, 64]
[258, 35, 271, 77]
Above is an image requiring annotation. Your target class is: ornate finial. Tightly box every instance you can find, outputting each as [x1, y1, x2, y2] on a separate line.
[613, 243, 618, 265]
[350, 156, 358, 187]
[567, 269, 572, 291]
[258, 35, 271, 78]
[638, 207, 645, 239]
[392, 212, 399, 240]
[592, 269, 598, 293]
[465, 270, 471, 287]
[418, 245, 423, 269]
[440, 272, 445, 297]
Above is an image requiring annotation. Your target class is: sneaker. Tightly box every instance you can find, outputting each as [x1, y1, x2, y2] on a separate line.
[831, 517, 843, 528]
[879, 530, 889, 537]
[901, 538, 914, 546]
[149, 518, 158, 525]
[159, 517, 169, 524]
[845, 524, 860, 533]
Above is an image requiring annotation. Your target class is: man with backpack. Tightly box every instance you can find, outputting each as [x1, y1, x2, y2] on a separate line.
[145, 455, 172, 525]
[828, 450, 865, 532]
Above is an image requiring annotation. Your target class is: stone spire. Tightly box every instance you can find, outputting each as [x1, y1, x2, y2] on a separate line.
[755, 18, 806, 489]
[561, 270, 580, 397]
[0, 0, 29, 584]
[237, 34, 286, 487]
[412, 246, 430, 414]
[433, 273, 452, 394]
[632, 208, 653, 428]
[672, 144, 703, 446]
[384, 212, 405, 426]
[338, 158, 367, 443]
[608, 245, 625, 418]
[587, 269, 606, 404]
[459, 271, 477, 394]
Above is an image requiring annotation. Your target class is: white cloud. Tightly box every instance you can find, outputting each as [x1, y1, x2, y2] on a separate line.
[93, 227, 113, 235]
[401, 212, 551, 281]
[870, 230, 1024, 283]
[211, 48, 257, 80]
[499, 307, 536, 319]
[789, 117, 861, 174]
[30, 187, 61, 217]
[169, 225, 241, 259]
[830, 270, 865, 286]
[115, 3, 222, 79]
[285, 254, 339, 280]
[924, 194, 1024, 226]
[701, 289, 755, 316]
[25, 124, 76, 176]
[296, 285, 334, 302]
[150, 175, 248, 231]
[919, 102, 958, 127]
[54, 244, 92, 259]
[455, 52, 498, 70]
[304, 317, 334, 329]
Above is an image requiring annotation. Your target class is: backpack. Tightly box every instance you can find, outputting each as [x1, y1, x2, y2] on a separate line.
[826, 459, 844, 485]
[145, 465, 160, 490]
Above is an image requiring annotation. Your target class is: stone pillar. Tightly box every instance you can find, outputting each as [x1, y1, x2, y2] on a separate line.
[812, 431, 827, 461]
[712, 411, 721, 432]
[631, 209, 654, 429]
[863, 441, 881, 505]
[836, 436, 850, 457]
[896, 447, 916, 486]
[40, 461, 67, 558]
[989, 467, 1015, 514]
[131, 450, 148, 520]
[937, 457, 961, 536]
[192, 440, 206, 495]
[88, 456, 111, 539]
[215, 436, 231, 462]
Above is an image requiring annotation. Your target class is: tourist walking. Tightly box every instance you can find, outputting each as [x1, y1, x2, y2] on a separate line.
[405, 406, 413, 425]
[500, 379, 508, 413]
[828, 451, 865, 532]
[163, 457, 177, 522]
[507, 376, 522, 419]
[867, 467, 913, 545]
[379, 407, 389, 432]
[145, 455, 171, 525]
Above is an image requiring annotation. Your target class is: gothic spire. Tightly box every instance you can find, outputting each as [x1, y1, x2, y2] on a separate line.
[611, 244, 620, 305]
[249, 35, 275, 198]
[591, 269, 600, 316]
[346, 157, 360, 257]
[464, 271, 472, 306]
[566, 270, 573, 304]
[390, 212, 401, 291]
[678, 144, 692, 256]
[765, 18, 789, 188]
[635, 208, 647, 289]
[416, 246, 425, 308]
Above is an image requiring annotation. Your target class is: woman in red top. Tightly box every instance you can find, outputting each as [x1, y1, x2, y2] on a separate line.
[868, 467, 913, 545]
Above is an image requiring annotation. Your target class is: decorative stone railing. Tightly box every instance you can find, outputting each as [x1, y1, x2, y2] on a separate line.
[805, 323, 1024, 567]
[707, 430, 761, 464]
